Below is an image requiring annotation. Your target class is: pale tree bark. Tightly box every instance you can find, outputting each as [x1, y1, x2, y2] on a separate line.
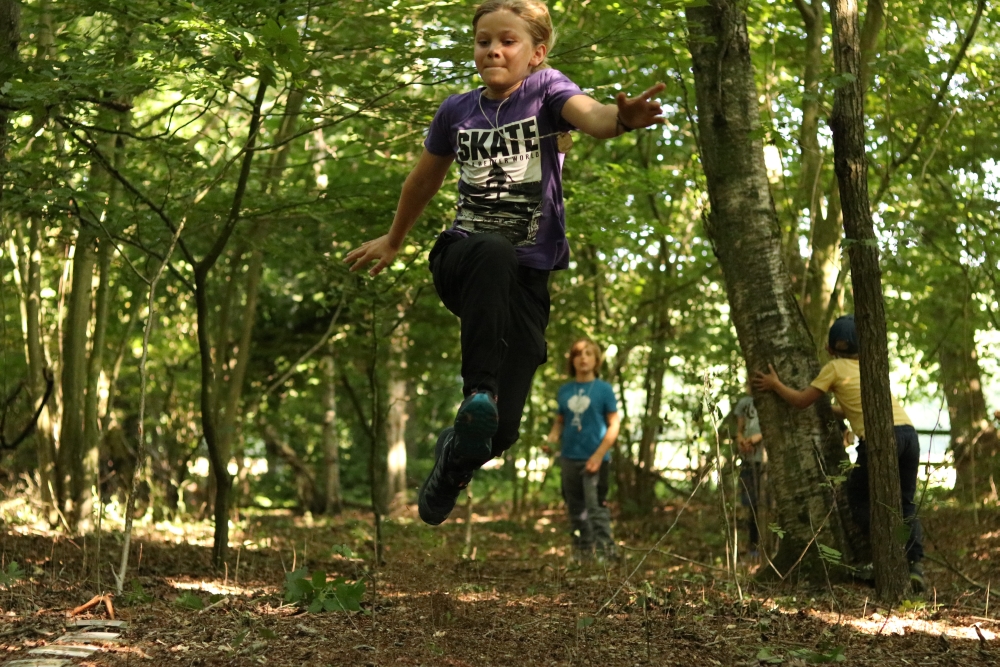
[785, 0, 826, 285]
[385, 327, 409, 508]
[687, 0, 855, 581]
[7, 220, 59, 520]
[59, 222, 97, 529]
[321, 353, 341, 514]
[798, 0, 881, 353]
[83, 238, 112, 520]
[828, 0, 908, 602]
[933, 294, 999, 503]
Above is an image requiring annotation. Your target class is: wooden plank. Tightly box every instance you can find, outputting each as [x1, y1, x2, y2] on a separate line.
[27, 645, 101, 658]
[54, 631, 122, 643]
[4, 660, 75, 667]
[68, 619, 128, 628]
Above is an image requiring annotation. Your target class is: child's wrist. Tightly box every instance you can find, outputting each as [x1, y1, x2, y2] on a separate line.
[616, 112, 635, 135]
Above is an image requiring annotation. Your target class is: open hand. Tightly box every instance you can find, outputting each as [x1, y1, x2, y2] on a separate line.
[584, 454, 603, 474]
[616, 83, 666, 130]
[753, 364, 780, 392]
[344, 235, 400, 277]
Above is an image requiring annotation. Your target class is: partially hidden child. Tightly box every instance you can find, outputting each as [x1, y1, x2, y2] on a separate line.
[753, 315, 925, 593]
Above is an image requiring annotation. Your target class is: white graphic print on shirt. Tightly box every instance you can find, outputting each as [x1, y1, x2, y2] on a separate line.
[567, 389, 591, 431]
[455, 116, 542, 247]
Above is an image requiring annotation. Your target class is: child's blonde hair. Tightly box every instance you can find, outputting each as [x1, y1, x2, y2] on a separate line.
[566, 338, 603, 378]
[473, 0, 555, 72]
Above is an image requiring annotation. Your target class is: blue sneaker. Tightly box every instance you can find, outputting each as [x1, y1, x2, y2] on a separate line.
[453, 391, 498, 462]
[418, 428, 475, 526]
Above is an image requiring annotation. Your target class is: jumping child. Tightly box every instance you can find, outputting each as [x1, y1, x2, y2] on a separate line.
[753, 315, 925, 592]
[345, 0, 664, 526]
[547, 338, 620, 561]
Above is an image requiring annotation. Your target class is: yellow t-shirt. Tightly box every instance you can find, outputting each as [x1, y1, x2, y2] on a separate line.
[810, 358, 911, 439]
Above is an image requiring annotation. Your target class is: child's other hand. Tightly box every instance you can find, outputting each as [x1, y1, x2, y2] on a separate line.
[753, 364, 780, 392]
[737, 438, 754, 455]
[345, 235, 399, 277]
[616, 83, 666, 130]
[584, 454, 602, 474]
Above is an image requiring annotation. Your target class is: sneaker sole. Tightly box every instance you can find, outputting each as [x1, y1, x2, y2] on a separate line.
[454, 394, 497, 461]
[418, 429, 459, 526]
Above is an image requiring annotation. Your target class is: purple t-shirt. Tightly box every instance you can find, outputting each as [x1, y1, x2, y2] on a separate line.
[424, 68, 583, 271]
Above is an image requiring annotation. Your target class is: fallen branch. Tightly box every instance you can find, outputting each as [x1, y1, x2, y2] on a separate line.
[924, 554, 1000, 599]
[69, 594, 115, 619]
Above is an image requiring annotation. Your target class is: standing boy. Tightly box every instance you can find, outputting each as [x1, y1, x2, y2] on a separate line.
[753, 315, 925, 592]
[547, 338, 620, 561]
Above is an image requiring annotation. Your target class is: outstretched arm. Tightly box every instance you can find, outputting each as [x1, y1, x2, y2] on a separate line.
[345, 149, 455, 276]
[753, 364, 824, 410]
[561, 83, 666, 140]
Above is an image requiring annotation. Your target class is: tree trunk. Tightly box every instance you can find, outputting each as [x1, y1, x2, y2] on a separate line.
[0, 0, 18, 197]
[686, 0, 854, 581]
[321, 353, 341, 514]
[828, 0, 908, 602]
[194, 69, 271, 568]
[83, 237, 112, 525]
[59, 223, 97, 530]
[936, 305, 999, 503]
[385, 328, 409, 509]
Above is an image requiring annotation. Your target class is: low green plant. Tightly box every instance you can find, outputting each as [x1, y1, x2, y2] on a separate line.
[0, 562, 25, 588]
[122, 580, 154, 605]
[283, 568, 365, 613]
[175, 591, 205, 610]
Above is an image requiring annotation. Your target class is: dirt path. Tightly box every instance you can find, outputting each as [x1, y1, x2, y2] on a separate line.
[0, 503, 997, 666]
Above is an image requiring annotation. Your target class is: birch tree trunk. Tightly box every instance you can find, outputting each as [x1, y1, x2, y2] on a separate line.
[686, 0, 855, 580]
[828, 0, 908, 601]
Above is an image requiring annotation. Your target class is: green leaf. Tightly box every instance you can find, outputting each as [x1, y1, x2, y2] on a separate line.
[757, 647, 784, 664]
[576, 616, 595, 630]
[231, 629, 249, 649]
[175, 592, 205, 610]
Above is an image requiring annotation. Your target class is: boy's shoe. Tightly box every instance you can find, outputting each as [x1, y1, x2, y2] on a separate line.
[418, 428, 474, 526]
[454, 391, 498, 461]
[909, 561, 926, 594]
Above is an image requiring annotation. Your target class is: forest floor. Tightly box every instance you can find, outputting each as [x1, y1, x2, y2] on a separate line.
[0, 497, 998, 667]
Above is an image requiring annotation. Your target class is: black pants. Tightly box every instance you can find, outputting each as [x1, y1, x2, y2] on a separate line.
[739, 461, 762, 547]
[849, 425, 924, 563]
[429, 232, 550, 457]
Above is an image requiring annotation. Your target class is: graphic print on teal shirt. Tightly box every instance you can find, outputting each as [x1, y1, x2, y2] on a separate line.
[556, 379, 618, 461]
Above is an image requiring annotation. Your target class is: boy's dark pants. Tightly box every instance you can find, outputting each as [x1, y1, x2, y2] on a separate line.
[430, 233, 550, 458]
[561, 458, 613, 555]
[739, 460, 762, 547]
[849, 425, 924, 563]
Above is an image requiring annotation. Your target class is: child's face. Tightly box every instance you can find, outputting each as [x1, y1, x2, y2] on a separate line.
[474, 10, 546, 98]
[572, 344, 597, 375]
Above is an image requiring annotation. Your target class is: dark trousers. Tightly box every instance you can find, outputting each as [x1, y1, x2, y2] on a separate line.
[429, 233, 550, 457]
[560, 458, 613, 554]
[739, 461, 762, 547]
[849, 425, 924, 563]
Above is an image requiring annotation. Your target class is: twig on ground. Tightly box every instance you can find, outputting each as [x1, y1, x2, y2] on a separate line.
[925, 554, 1000, 599]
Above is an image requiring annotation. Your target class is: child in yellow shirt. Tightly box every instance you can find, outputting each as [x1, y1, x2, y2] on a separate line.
[754, 315, 925, 593]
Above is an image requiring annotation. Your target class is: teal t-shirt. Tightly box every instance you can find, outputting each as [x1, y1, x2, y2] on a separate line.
[557, 379, 618, 461]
